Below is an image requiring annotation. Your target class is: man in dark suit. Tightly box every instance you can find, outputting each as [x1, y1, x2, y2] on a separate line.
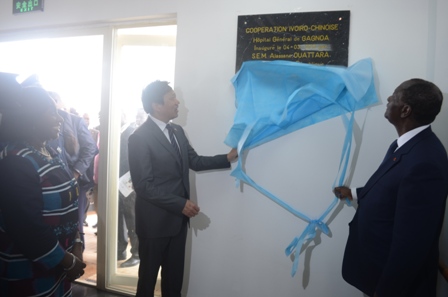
[117, 112, 140, 267]
[46, 92, 99, 242]
[128, 80, 237, 297]
[334, 79, 448, 297]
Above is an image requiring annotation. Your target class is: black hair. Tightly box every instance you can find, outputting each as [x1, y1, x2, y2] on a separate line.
[1, 87, 55, 142]
[141, 80, 172, 114]
[400, 78, 443, 125]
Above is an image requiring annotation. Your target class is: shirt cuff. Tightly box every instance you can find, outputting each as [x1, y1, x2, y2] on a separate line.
[350, 187, 358, 201]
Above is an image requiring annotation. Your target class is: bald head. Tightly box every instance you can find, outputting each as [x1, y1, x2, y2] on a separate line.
[398, 79, 443, 125]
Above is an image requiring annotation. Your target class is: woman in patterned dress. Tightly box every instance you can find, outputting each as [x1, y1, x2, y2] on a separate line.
[0, 85, 86, 296]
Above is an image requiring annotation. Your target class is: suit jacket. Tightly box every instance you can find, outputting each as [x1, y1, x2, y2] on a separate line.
[48, 110, 98, 184]
[120, 124, 135, 178]
[342, 127, 448, 297]
[128, 118, 230, 239]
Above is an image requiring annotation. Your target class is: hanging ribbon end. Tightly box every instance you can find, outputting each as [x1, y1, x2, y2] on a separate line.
[315, 220, 330, 236]
[234, 178, 241, 188]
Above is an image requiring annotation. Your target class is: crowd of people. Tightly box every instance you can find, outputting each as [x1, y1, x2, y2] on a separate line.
[0, 73, 86, 296]
[0, 73, 148, 296]
[1, 73, 447, 297]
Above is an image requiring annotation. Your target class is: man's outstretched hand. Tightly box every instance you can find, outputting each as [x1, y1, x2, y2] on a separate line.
[333, 186, 353, 201]
[227, 148, 238, 163]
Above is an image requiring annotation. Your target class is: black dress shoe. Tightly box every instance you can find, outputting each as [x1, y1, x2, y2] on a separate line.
[117, 250, 127, 261]
[120, 256, 140, 268]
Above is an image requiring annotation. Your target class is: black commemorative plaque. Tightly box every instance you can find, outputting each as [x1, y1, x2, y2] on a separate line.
[236, 11, 350, 72]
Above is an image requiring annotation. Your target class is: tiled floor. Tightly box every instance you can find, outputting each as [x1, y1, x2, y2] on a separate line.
[74, 211, 139, 296]
[72, 283, 126, 297]
[75, 211, 161, 296]
[78, 211, 139, 285]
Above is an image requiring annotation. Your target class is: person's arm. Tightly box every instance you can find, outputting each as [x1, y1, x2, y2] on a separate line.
[173, 126, 230, 171]
[0, 157, 66, 266]
[439, 259, 448, 282]
[64, 232, 86, 281]
[59, 250, 86, 282]
[71, 232, 83, 261]
[0, 156, 86, 277]
[72, 117, 98, 179]
[119, 126, 133, 177]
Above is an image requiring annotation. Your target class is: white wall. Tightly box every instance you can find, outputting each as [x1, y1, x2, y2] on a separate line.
[1, 0, 447, 296]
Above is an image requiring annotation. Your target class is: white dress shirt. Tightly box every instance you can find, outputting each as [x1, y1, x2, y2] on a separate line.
[148, 114, 181, 150]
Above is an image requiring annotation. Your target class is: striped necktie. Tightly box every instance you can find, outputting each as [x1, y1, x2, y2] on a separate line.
[166, 124, 182, 163]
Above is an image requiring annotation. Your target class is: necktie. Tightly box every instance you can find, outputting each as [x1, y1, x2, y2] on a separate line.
[166, 124, 182, 164]
[382, 139, 398, 163]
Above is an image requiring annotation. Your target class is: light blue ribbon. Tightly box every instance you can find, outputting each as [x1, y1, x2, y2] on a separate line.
[226, 59, 378, 277]
[233, 112, 351, 276]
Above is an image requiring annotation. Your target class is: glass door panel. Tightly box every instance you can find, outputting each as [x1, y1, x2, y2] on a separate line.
[107, 24, 177, 296]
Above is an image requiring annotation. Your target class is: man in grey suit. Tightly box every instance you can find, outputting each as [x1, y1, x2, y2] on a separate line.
[334, 79, 448, 297]
[128, 80, 237, 297]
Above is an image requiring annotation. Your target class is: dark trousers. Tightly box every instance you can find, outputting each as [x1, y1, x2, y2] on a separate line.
[136, 222, 187, 297]
[77, 182, 92, 247]
[118, 191, 139, 257]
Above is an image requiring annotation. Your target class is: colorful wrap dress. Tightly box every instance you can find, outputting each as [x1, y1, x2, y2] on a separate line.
[0, 143, 79, 297]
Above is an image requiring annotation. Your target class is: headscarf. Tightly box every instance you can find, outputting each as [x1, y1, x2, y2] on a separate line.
[0, 74, 55, 143]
